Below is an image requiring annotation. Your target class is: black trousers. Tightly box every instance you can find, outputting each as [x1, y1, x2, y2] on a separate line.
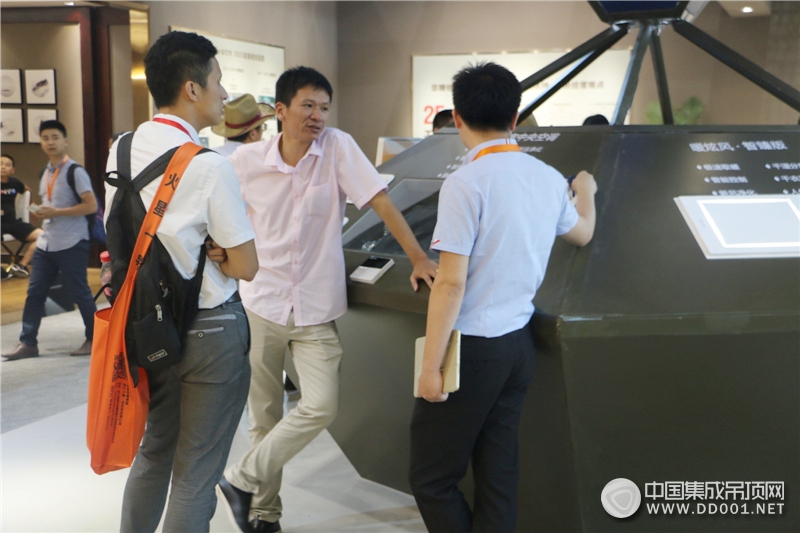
[409, 324, 536, 533]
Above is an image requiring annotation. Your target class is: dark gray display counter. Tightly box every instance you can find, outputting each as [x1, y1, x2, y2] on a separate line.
[327, 125, 799, 532]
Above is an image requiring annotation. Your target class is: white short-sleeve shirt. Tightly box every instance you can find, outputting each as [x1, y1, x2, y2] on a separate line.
[431, 138, 578, 338]
[105, 114, 255, 309]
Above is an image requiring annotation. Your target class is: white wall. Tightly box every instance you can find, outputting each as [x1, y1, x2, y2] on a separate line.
[145, 1, 339, 125]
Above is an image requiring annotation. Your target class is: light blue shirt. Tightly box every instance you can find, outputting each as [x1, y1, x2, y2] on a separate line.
[431, 138, 578, 338]
[38, 158, 92, 252]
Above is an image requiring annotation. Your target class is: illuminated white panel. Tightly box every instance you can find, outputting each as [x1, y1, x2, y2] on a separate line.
[675, 195, 800, 259]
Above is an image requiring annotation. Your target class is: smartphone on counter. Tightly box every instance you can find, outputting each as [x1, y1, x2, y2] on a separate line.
[349, 256, 395, 284]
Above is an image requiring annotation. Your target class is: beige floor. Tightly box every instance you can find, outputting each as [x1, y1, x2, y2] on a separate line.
[1, 309, 425, 533]
[0, 266, 105, 324]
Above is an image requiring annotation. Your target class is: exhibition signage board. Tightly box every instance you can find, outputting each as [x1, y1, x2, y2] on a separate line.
[412, 49, 630, 137]
[171, 27, 284, 148]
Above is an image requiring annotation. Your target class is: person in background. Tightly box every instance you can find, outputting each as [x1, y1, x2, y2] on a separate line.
[583, 114, 610, 125]
[1, 120, 98, 361]
[432, 108, 454, 132]
[212, 94, 275, 157]
[108, 31, 258, 533]
[216, 66, 438, 533]
[1, 153, 42, 277]
[410, 62, 597, 533]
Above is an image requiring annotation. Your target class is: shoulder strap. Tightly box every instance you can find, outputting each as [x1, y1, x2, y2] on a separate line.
[105, 132, 211, 195]
[66, 164, 80, 203]
[118, 131, 133, 182]
[132, 148, 181, 192]
[111, 143, 206, 332]
[105, 133, 135, 191]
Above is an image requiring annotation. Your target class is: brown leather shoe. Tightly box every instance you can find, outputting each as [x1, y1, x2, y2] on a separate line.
[70, 339, 92, 356]
[2, 343, 39, 361]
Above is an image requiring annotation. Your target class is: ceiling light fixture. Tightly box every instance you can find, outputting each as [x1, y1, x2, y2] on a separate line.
[741, 6, 754, 13]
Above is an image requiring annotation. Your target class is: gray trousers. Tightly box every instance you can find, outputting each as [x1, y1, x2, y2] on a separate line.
[120, 302, 251, 533]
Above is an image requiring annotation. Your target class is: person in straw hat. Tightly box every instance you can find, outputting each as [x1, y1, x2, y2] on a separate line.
[212, 94, 275, 156]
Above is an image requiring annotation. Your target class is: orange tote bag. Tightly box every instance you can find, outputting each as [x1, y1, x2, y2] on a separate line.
[87, 143, 204, 475]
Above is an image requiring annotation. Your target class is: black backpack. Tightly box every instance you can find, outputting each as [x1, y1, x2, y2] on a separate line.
[104, 132, 212, 379]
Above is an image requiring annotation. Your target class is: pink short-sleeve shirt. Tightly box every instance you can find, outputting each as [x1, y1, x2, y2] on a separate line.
[230, 128, 387, 326]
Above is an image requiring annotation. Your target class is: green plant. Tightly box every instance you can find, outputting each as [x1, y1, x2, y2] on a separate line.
[645, 96, 705, 125]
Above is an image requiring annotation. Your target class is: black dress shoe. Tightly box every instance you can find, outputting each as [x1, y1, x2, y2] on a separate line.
[216, 476, 254, 533]
[251, 517, 281, 533]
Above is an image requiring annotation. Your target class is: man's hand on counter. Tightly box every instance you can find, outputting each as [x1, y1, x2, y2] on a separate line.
[367, 190, 438, 292]
[410, 255, 439, 292]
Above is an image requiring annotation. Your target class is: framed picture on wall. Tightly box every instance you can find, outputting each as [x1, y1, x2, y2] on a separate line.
[1, 70, 22, 104]
[24, 69, 57, 105]
[27, 109, 57, 144]
[1, 108, 24, 143]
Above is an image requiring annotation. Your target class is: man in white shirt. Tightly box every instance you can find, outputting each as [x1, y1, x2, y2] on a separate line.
[217, 67, 438, 533]
[212, 94, 275, 157]
[106, 31, 258, 533]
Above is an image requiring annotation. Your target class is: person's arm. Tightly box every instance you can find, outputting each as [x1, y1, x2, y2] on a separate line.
[417, 251, 469, 402]
[368, 190, 438, 291]
[560, 170, 597, 246]
[34, 191, 97, 219]
[207, 238, 258, 281]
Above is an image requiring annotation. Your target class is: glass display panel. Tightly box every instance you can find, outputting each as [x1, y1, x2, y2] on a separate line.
[344, 191, 439, 260]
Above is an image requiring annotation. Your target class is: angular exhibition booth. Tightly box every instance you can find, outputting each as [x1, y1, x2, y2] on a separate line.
[328, 124, 799, 532]
[324, 2, 800, 530]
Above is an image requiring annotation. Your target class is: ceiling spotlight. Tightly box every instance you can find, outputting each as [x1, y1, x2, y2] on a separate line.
[741, 6, 754, 13]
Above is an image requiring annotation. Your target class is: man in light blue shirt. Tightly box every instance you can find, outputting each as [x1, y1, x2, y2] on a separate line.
[410, 62, 597, 533]
[2, 120, 98, 360]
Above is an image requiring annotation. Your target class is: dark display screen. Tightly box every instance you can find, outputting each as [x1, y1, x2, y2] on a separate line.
[344, 191, 440, 259]
[589, 0, 688, 23]
[599, 1, 682, 14]
[353, 126, 799, 319]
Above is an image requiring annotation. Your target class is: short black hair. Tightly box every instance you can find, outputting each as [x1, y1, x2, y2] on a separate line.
[228, 131, 250, 143]
[452, 62, 521, 132]
[144, 31, 217, 109]
[39, 119, 67, 137]
[276, 67, 333, 107]
[583, 114, 609, 125]
[432, 109, 453, 131]
[1, 153, 15, 166]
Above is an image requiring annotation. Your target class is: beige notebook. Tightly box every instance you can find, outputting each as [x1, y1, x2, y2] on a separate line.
[414, 330, 461, 397]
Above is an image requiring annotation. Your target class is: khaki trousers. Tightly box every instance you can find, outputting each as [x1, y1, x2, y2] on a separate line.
[225, 309, 343, 522]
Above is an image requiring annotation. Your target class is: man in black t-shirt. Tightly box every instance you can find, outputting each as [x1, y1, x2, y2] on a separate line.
[1, 154, 42, 277]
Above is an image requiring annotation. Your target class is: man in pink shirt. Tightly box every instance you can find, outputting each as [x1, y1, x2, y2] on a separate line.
[217, 67, 438, 533]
